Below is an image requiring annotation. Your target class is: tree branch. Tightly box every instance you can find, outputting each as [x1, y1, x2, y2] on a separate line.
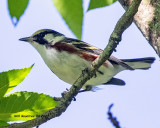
[118, 0, 160, 57]
[4, 0, 142, 127]
[108, 104, 121, 128]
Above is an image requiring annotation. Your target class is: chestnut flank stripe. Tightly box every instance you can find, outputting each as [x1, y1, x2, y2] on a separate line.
[51, 42, 97, 61]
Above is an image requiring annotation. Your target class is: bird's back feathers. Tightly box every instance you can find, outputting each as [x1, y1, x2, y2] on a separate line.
[60, 38, 137, 70]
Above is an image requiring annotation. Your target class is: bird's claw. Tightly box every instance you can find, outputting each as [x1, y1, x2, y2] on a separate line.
[61, 88, 76, 101]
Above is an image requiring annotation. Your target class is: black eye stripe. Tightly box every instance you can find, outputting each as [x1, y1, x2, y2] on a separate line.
[36, 38, 48, 45]
[33, 33, 48, 45]
[32, 29, 64, 45]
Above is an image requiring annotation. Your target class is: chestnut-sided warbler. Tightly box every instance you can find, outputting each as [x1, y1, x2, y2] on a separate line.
[19, 29, 155, 91]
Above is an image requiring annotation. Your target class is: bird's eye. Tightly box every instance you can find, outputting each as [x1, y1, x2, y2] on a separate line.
[39, 33, 45, 38]
[39, 33, 43, 37]
[33, 35, 49, 45]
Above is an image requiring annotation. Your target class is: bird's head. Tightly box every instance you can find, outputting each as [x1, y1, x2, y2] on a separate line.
[19, 29, 65, 47]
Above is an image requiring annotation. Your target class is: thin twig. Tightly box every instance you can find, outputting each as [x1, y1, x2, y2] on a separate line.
[4, 0, 142, 127]
[108, 104, 121, 128]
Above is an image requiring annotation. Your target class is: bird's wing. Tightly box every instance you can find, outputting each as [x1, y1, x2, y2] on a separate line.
[65, 38, 134, 70]
[65, 38, 103, 55]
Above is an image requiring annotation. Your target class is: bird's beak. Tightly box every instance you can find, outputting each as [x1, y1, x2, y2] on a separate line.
[19, 37, 34, 42]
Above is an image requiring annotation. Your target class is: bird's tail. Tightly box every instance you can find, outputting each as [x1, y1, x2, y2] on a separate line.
[121, 57, 155, 70]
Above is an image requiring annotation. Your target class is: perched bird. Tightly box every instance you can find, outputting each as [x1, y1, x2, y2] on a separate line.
[19, 29, 155, 91]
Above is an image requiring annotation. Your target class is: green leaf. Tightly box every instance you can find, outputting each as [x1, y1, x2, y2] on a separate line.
[8, 0, 29, 26]
[88, 0, 117, 11]
[52, 0, 83, 39]
[0, 120, 9, 127]
[0, 92, 59, 121]
[0, 65, 34, 98]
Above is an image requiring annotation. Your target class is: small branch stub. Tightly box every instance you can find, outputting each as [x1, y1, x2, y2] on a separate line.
[108, 104, 121, 128]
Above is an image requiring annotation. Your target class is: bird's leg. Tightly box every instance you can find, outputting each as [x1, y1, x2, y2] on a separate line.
[63, 88, 76, 101]
[53, 88, 76, 101]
